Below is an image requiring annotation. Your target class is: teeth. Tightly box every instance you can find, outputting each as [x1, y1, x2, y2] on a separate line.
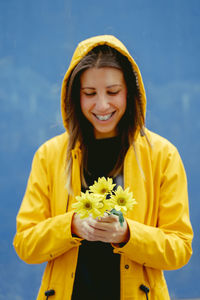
[96, 113, 113, 121]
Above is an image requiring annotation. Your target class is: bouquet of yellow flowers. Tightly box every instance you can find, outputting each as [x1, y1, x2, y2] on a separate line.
[72, 177, 137, 226]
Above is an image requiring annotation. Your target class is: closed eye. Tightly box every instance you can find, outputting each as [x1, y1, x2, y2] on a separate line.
[81, 88, 96, 96]
[84, 92, 96, 96]
[107, 90, 120, 95]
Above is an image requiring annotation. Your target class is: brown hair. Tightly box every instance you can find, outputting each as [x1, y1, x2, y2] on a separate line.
[65, 45, 144, 193]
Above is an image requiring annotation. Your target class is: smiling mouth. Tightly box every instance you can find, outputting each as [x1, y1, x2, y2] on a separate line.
[94, 112, 115, 121]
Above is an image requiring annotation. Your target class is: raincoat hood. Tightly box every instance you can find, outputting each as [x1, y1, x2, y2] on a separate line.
[61, 35, 146, 133]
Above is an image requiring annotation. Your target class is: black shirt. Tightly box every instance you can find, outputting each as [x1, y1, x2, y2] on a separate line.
[72, 137, 121, 300]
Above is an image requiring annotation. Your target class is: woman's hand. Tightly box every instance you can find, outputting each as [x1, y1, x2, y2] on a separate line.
[71, 213, 130, 244]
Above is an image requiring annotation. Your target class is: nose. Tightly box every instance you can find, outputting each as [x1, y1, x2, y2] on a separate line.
[95, 93, 110, 111]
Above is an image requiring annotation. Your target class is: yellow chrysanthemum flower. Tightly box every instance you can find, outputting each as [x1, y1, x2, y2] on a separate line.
[97, 196, 113, 216]
[72, 191, 103, 219]
[111, 186, 137, 214]
[89, 177, 116, 195]
[73, 177, 136, 222]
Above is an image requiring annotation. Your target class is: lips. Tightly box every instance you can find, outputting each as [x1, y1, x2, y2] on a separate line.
[94, 112, 115, 121]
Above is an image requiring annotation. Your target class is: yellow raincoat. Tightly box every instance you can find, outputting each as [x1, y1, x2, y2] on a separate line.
[13, 35, 193, 299]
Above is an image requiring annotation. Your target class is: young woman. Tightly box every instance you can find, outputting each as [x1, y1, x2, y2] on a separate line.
[13, 35, 193, 300]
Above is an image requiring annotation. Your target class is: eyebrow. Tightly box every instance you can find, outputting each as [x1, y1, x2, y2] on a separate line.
[81, 87, 95, 90]
[81, 84, 122, 89]
[107, 84, 122, 88]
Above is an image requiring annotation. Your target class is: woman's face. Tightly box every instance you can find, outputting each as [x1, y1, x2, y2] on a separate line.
[80, 67, 127, 139]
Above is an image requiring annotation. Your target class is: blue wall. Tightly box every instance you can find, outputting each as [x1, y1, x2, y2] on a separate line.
[0, 0, 199, 298]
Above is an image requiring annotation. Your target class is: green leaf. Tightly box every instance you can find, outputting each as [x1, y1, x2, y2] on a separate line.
[110, 208, 124, 227]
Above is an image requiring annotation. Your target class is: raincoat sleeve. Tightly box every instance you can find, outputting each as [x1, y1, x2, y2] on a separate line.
[13, 141, 81, 265]
[113, 145, 193, 270]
